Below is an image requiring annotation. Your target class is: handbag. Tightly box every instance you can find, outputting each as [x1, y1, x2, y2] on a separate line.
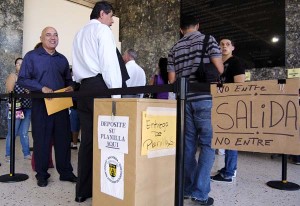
[7, 100, 24, 119]
[195, 35, 220, 83]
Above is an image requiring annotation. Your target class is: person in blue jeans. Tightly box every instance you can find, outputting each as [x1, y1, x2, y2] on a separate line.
[168, 15, 224, 205]
[211, 38, 245, 183]
[5, 57, 32, 162]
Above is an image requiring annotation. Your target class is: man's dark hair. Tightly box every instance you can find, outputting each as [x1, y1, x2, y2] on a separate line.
[158, 57, 168, 84]
[180, 15, 199, 30]
[220, 37, 235, 46]
[15, 57, 23, 65]
[90, 1, 114, 20]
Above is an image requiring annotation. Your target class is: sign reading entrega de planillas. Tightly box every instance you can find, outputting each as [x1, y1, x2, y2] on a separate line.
[211, 78, 300, 155]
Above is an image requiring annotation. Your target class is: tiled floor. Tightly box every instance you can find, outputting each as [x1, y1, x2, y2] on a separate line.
[0, 137, 299, 206]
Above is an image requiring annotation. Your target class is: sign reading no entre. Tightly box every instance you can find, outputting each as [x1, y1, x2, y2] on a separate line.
[211, 78, 300, 155]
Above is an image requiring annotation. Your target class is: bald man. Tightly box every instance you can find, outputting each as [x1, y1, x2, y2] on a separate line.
[18, 27, 77, 187]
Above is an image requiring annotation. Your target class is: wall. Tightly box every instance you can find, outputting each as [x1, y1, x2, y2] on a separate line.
[23, 0, 120, 62]
[0, 0, 120, 136]
[0, 0, 24, 137]
[116, 0, 180, 80]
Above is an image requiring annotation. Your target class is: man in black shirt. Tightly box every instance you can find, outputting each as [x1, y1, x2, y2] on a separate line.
[211, 38, 245, 183]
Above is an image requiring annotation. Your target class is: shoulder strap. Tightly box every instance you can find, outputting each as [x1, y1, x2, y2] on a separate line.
[196, 35, 210, 81]
[201, 35, 210, 60]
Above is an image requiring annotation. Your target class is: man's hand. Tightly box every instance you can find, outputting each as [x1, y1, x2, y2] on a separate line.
[42, 86, 53, 100]
[42, 86, 53, 93]
[64, 86, 74, 92]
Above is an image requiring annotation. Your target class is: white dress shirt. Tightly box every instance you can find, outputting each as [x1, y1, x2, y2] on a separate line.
[125, 60, 146, 98]
[72, 19, 122, 97]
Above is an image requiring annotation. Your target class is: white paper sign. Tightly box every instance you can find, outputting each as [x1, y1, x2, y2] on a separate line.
[98, 115, 129, 154]
[101, 150, 124, 200]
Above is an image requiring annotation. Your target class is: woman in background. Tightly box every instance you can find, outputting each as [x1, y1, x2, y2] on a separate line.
[149, 57, 169, 99]
[5, 57, 31, 162]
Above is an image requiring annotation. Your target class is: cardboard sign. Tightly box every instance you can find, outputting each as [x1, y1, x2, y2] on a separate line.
[211, 78, 300, 155]
[287, 68, 300, 78]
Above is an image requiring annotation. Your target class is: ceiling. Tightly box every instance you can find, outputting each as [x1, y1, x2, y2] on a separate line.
[69, 0, 286, 68]
[181, 0, 286, 68]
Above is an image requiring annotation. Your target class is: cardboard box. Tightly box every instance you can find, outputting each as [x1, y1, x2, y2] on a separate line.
[93, 98, 176, 206]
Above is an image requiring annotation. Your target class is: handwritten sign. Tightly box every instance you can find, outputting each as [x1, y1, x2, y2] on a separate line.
[98, 116, 129, 154]
[287, 68, 300, 78]
[141, 108, 176, 156]
[245, 71, 251, 81]
[211, 78, 300, 155]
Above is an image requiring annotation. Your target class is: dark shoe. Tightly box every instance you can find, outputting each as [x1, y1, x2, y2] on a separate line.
[70, 143, 78, 150]
[37, 178, 48, 187]
[191, 197, 214, 205]
[75, 196, 87, 203]
[184, 195, 191, 199]
[48, 163, 54, 168]
[211, 173, 232, 183]
[291, 160, 300, 165]
[60, 174, 77, 183]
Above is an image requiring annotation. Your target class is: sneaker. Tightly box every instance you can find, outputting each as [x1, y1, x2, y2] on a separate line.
[5, 156, 10, 162]
[217, 169, 237, 178]
[191, 197, 214, 205]
[211, 173, 233, 183]
[216, 149, 225, 155]
[233, 170, 237, 178]
[24, 155, 32, 160]
[291, 160, 300, 165]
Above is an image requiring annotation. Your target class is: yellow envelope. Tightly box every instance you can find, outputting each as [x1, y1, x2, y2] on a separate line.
[44, 87, 73, 115]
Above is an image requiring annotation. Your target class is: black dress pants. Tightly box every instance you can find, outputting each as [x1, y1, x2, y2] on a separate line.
[76, 74, 109, 198]
[31, 99, 73, 180]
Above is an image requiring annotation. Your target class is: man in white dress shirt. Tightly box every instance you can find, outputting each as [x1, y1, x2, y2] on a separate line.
[72, 1, 122, 203]
[122, 49, 146, 98]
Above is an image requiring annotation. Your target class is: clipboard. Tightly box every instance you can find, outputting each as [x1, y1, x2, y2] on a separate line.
[44, 87, 73, 115]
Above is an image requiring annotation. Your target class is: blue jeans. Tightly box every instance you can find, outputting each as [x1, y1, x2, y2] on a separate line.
[219, 150, 238, 178]
[184, 100, 215, 201]
[6, 108, 31, 157]
[70, 108, 80, 132]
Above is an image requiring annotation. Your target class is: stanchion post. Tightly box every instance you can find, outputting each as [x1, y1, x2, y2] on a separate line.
[174, 78, 188, 206]
[266, 154, 300, 191]
[10, 92, 16, 175]
[0, 92, 29, 183]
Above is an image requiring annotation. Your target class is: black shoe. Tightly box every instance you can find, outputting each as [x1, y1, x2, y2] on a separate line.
[191, 197, 214, 205]
[75, 196, 87, 203]
[184, 195, 191, 199]
[211, 173, 233, 183]
[59, 174, 77, 183]
[37, 178, 48, 187]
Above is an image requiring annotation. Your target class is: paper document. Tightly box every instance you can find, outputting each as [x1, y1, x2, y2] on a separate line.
[44, 88, 73, 115]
